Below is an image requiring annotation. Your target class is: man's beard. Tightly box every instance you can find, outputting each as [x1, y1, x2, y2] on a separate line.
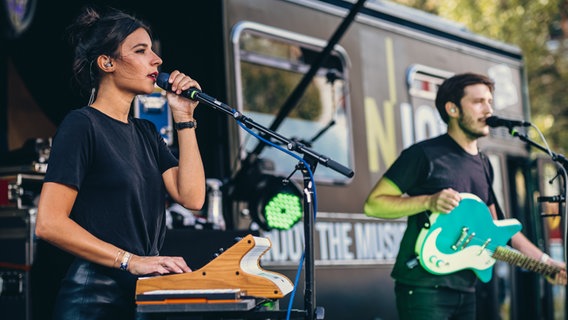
[458, 114, 487, 141]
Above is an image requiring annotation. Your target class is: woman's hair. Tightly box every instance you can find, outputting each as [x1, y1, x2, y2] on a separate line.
[66, 6, 152, 94]
[435, 73, 494, 123]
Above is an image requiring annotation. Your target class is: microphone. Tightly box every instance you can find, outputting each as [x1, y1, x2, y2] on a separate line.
[156, 72, 201, 100]
[156, 72, 228, 112]
[486, 116, 531, 128]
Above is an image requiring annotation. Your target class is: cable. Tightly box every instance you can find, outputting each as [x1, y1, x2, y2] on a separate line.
[530, 123, 554, 158]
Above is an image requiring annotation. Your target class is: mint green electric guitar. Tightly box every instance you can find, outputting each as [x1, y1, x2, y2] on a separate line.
[415, 193, 561, 282]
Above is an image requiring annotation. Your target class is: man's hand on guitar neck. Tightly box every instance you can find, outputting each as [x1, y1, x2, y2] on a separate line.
[543, 255, 567, 286]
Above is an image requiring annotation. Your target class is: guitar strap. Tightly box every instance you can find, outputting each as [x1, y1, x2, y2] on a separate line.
[479, 152, 506, 220]
[417, 211, 431, 229]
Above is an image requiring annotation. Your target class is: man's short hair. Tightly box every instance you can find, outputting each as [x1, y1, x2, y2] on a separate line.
[435, 73, 495, 123]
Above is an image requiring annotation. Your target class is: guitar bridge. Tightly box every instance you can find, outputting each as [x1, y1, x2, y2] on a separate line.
[451, 227, 469, 251]
[461, 232, 476, 249]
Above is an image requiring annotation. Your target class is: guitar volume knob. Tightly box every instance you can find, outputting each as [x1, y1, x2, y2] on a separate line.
[429, 255, 446, 268]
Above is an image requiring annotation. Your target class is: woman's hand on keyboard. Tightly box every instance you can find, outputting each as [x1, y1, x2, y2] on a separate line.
[128, 255, 192, 275]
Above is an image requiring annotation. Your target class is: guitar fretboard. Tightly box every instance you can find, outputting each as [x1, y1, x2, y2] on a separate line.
[493, 247, 560, 277]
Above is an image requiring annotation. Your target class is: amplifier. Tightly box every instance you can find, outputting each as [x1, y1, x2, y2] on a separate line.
[0, 174, 44, 209]
[0, 208, 36, 320]
[0, 208, 36, 265]
[0, 269, 29, 320]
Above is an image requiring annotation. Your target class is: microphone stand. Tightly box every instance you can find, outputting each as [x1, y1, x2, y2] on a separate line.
[507, 127, 568, 318]
[192, 91, 354, 320]
[509, 128, 568, 168]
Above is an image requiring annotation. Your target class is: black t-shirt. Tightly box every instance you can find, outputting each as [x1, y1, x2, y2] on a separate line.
[384, 134, 495, 292]
[44, 106, 178, 256]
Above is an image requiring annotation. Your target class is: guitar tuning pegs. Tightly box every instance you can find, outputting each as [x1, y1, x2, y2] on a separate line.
[234, 237, 243, 242]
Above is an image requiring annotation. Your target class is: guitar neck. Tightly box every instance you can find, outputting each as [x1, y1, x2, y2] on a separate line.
[493, 247, 560, 277]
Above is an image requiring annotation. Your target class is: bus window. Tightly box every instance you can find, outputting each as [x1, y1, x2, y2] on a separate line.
[404, 64, 453, 147]
[231, 21, 353, 184]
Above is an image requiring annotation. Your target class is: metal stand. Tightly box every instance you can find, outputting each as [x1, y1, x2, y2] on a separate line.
[510, 129, 568, 259]
[508, 128, 568, 319]
[299, 158, 317, 320]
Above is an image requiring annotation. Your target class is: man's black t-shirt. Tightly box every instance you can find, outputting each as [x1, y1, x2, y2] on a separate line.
[384, 134, 495, 292]
[44, 106, 178, 256]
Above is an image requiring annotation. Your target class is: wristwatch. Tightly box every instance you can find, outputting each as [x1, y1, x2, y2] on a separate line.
[174, 120, 197, 130]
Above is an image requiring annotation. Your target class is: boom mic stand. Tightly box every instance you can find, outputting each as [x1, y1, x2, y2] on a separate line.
[190, 90, 354, 320]
[507, 127, 568, 317]
[508, 128, 568, 224]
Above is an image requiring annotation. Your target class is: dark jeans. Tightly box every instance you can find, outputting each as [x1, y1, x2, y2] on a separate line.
[395, 282, 476, 320]
[52, 258, 147, 320]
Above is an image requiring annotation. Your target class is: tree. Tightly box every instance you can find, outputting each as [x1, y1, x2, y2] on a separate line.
[393, 0, 568, 152]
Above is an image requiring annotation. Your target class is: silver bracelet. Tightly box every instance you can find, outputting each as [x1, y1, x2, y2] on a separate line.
[120, 251, 132, 271]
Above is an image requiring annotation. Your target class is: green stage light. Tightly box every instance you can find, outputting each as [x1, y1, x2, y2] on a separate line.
[250, 175, 303, 231]
[264, 191, 303, 230]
